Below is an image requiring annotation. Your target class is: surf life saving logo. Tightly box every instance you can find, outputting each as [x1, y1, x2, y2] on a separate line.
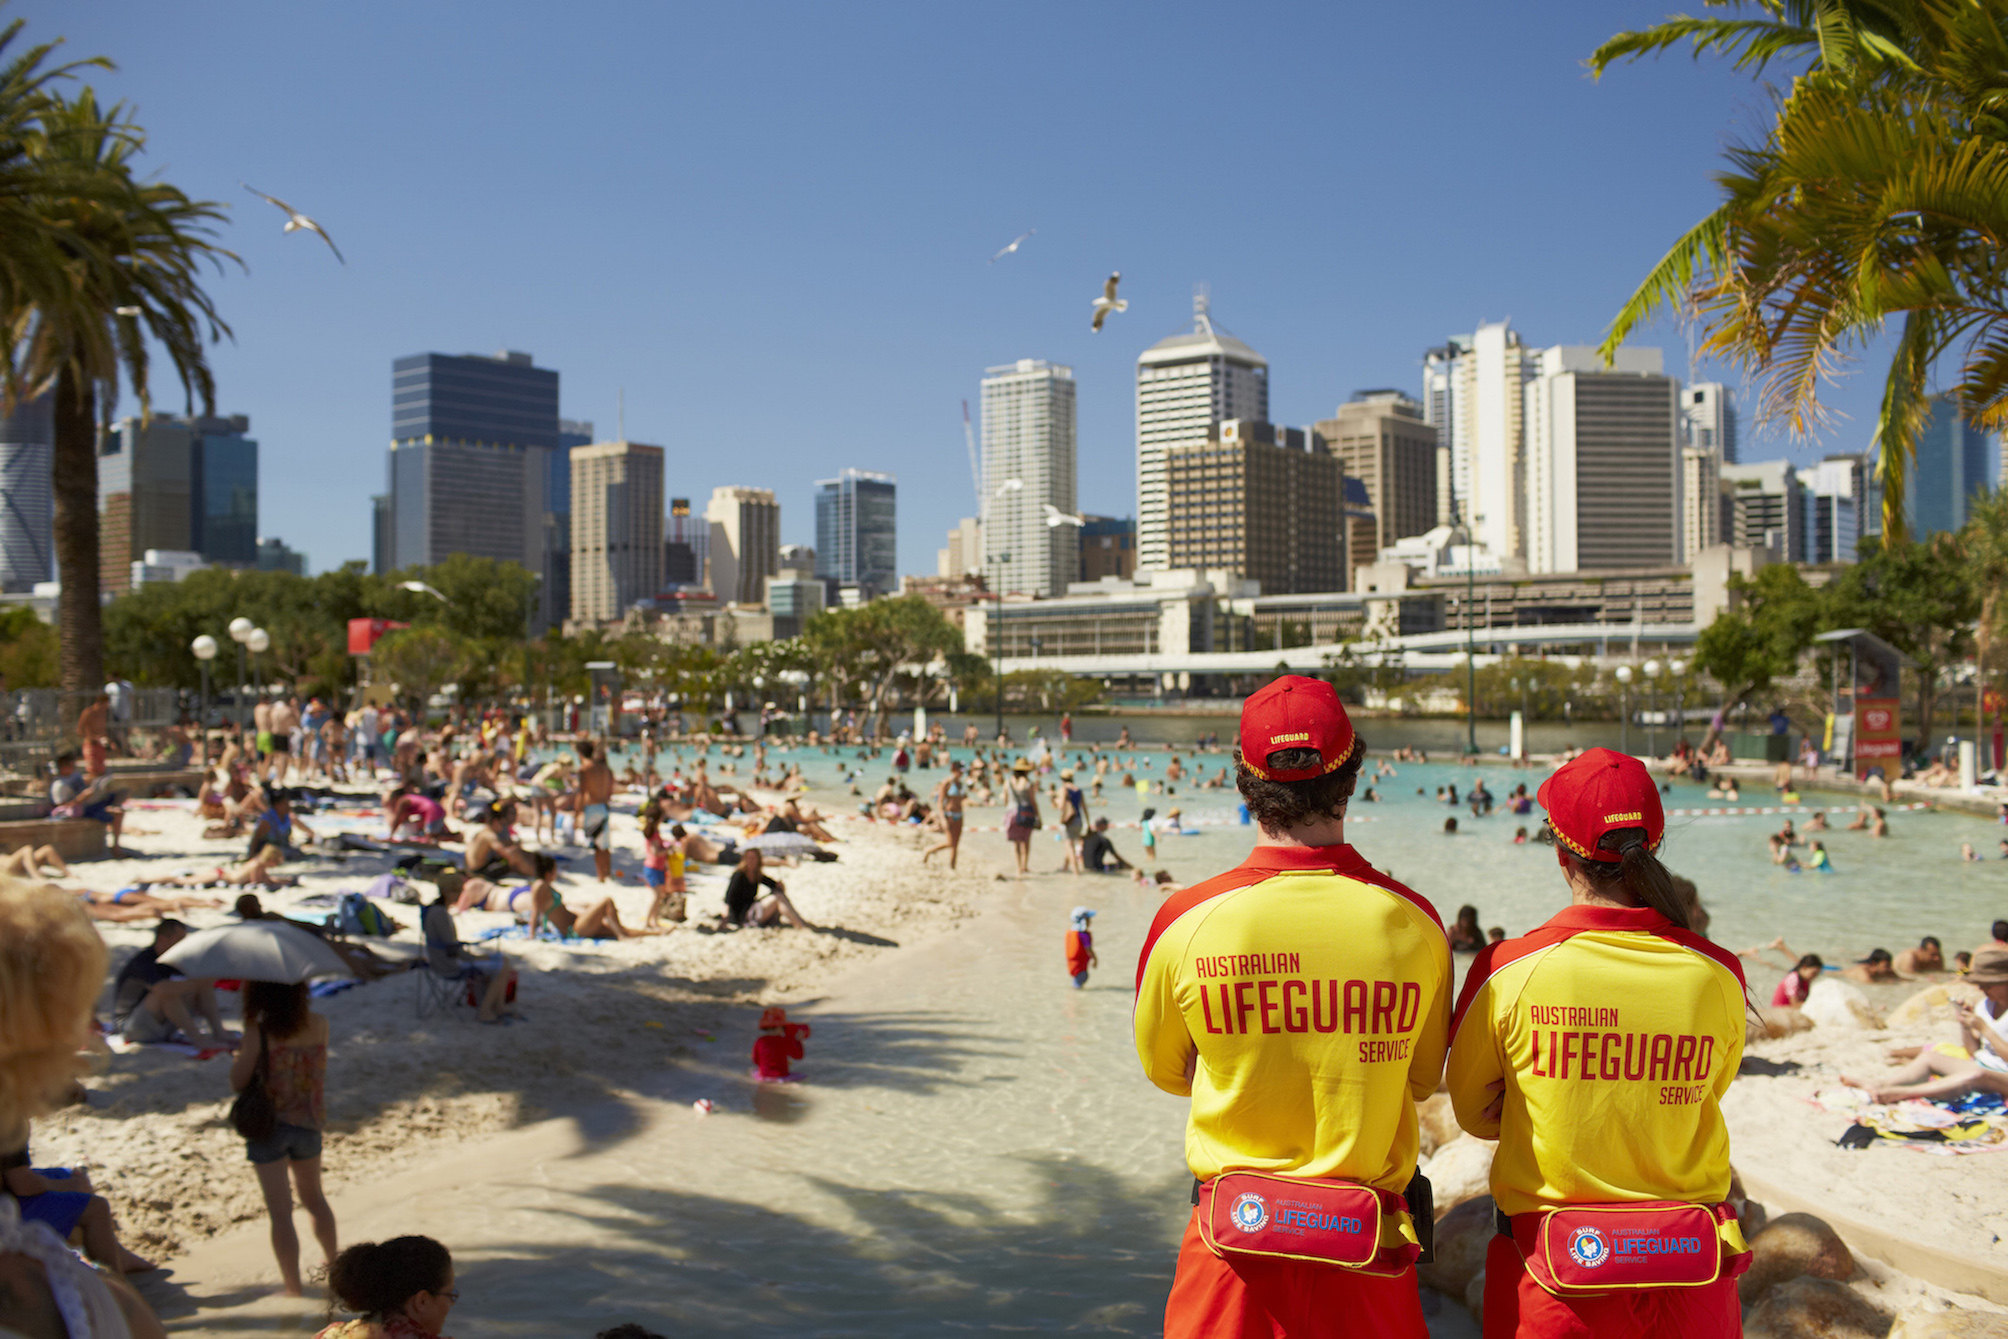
[1230, 1191, 1270, 1233]
[1567, 1225, 1610, 1270]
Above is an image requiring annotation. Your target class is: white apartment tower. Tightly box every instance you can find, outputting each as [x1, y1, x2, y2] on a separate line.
[1681, 445, 1722, 562]
[1802, 454, 1871, 563]
[1682, 382, 1738, 465]
[704, 486, 780, 606]
[981, 359, 1078, 597]
[937, 516, 983, 578]
[1135, 290, 1268, 573]
[1422, 337, 1469, 526]
[569, 440, 664, 624]
[1522, 345, 1681, 573]
[1423, 323, 1538, 554]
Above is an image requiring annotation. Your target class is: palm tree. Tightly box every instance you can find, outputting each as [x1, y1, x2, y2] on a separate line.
[5, 79, 235, 695]
[1591, 0, 2008, 538]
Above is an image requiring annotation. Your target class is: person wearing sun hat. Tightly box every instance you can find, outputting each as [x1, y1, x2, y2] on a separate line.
[1843, 947, 2008, 1104]
[1446, 747, 1752, 1337]
[1003, 758, 1040, 876]
[1134, 675, 1450, 1338]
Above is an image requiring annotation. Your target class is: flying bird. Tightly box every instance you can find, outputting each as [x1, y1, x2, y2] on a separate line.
[242, 184, 345, 264]
[1090, 272, 1127, 332]
[399, 580, 448, 602]
[1042, 504, 1085, 528]
[990, 229, 1035, 263]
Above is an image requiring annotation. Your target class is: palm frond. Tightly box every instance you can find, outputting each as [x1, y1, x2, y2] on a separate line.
[1600, 203, 1733, 360]
[1872, 310, 1936, 540]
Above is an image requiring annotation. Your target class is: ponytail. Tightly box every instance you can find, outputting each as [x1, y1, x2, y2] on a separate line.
[1571, 826, 1691, 931]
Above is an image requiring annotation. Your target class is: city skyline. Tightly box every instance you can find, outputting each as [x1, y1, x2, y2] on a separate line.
[30, 2, 1901, 585]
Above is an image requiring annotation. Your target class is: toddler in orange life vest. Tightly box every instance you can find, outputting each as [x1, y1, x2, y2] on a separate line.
[751, 1007, 810, 1082]
[1066, 907, 1099, 988]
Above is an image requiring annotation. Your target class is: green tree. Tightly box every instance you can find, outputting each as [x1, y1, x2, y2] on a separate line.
[802, 595, 965, 739]
[1821, 532, 1977, 744]
[369, 626, 472, 718]
[5, 62, 236, 694]
[390, 554, 541, 642]
[0, 606, 57, 687]
[1593, 0, 2008, 535]
[1689, 562, 1826, 744]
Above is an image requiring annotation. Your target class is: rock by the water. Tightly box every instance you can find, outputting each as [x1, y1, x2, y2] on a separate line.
[1418, 1194, 1492, 1298]
[1419, 1134, 1495, 1217]
[1751, 1004, 1815, 1041]
[1803, 978, 1886, 1031]
[1415, 1091, 1460, 1158]
[1740, 1214, 1858, 1306]
[1745, 1277, 1890, 1339]
[1889, 1311, 2008, 1338]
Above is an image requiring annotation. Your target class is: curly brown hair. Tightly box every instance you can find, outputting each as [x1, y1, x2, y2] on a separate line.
[0, 876, 107, 1134]
[1235, 744, 1366, 834]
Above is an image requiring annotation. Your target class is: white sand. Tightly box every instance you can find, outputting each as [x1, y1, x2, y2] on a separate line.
[31, 793, 978, 1262]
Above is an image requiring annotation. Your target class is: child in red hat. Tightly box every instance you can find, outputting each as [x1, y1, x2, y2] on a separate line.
[751, 1007, 811, 1082]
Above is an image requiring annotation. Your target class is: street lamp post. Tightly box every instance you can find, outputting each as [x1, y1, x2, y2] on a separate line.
[191, 635, 218, 731]
[1615, 664, 1635, 755]
[228, 617, 254, 728]
[988, 551, 1012, 743]
[247, 627, 270, 711]
[1669, 658, 1688, 749]
[1643, 659, 1663, 758]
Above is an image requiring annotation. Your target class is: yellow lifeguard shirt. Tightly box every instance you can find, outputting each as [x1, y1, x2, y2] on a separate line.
[1445, 904, 1747, 1217]
[1133, 843, 1451, 1190]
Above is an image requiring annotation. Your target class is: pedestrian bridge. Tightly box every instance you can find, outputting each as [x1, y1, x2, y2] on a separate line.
[996, 620, 1699, 677]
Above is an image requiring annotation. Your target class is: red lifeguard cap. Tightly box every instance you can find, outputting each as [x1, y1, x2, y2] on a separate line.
[1237, 676, 1357, 782]
[758, 1007, 788, 1030]
[1536, 747, 1665, 862]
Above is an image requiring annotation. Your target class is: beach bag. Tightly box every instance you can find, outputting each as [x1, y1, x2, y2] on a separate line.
[229, 1035, 277, 1141]
[1013, 804, 1041, 831]
[1198, 1172, 1419, 1275]
[334, 892, 397, 938]
[1508, 1201, 1750, 1296]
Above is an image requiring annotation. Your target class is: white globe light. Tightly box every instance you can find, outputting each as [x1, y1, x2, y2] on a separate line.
[228, 617, 254, 642]
[191, 635, 218, 661]
[247, 627, 270, 653]
[1670, 659, 1688, 677]
[1643, 659, 1662, 678]
[1615, 665, 1634, 684]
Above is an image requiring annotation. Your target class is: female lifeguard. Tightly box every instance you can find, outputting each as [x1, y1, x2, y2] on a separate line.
[1446, 748, 1751, 1337]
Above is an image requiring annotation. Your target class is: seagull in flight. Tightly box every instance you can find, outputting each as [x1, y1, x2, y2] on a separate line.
[990, 229, 1035, 263]
[399, 580, 448, 602]
[242, 184, 345, 264]
[1091, 272, 1127, 332]
[1042, 504, 1086, 528]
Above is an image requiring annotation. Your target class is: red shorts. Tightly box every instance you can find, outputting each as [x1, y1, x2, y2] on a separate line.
[1482, 1234, 1742, 1338]
[1164, 1208, 1427, 1339]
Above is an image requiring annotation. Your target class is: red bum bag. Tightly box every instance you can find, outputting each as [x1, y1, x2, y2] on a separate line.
[1198, 1172, 1420, 1275]
[1507, 1201, 1751, 1296]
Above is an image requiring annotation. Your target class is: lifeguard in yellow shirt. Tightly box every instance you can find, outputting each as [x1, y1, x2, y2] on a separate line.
[1447, 748, 1751, 1338]
[1135, 676, 1451, 1338]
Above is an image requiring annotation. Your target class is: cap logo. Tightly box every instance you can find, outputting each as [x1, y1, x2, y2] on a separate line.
[1269, 732, 1311, 745]
[1603, 811, 1644, 824]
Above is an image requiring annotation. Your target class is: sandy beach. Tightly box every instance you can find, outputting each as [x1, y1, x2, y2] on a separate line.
[16, 761, 2008, 1334]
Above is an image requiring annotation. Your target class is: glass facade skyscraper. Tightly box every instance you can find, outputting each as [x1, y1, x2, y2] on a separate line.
[1909, 393, 2000, 539]
[813, 469, 897, 596]
[0, 395, 53, 592]
[97, 413, 258, 593]
[384, 351, 561, 630]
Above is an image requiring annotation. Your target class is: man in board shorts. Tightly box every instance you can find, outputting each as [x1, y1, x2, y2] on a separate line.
[573, 739, 615, 882]
[1134, 676, 1450, 1338]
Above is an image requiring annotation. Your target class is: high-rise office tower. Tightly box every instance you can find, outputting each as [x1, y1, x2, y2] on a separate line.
[664, 497, 706, 587]
[0, 396, 53, 592]
[1681, 382, 1738, 465]
[569, 440, 664, 624]
[1136, 292, 1267, 573]
[1680, 446, 1722, 561]
[1314, 390, 1439, 548]
[256, 537, 307, 575]
[982, 359, 1078, 597]
[370, 494, 393, 576]
[1422, 337, 1470, 526]
[1909, 392, 2001, 538]
[546, 418, 592, 628]
[1802, 453, 1871, 563]
[814, 469, 898, 597]
[1522, 345, 1680, 573]
[1077, 516, 1135, 582]
[1164, 420, 1341, 594]
[1458, 323, 1540, 558]
[704, 486, 780, 605]
[98, 413, 259, 594]
[384, 351, 558, 627]
[1720, 460, 1805, 560]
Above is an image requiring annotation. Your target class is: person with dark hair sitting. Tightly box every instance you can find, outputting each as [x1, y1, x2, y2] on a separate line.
[420, 884, 520, 1024]
[317, 1235, 457, 1339]
[1134, 676, 1450, 1337]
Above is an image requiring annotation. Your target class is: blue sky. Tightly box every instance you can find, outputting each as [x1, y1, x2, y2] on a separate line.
[32, 1, 1885, 578]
